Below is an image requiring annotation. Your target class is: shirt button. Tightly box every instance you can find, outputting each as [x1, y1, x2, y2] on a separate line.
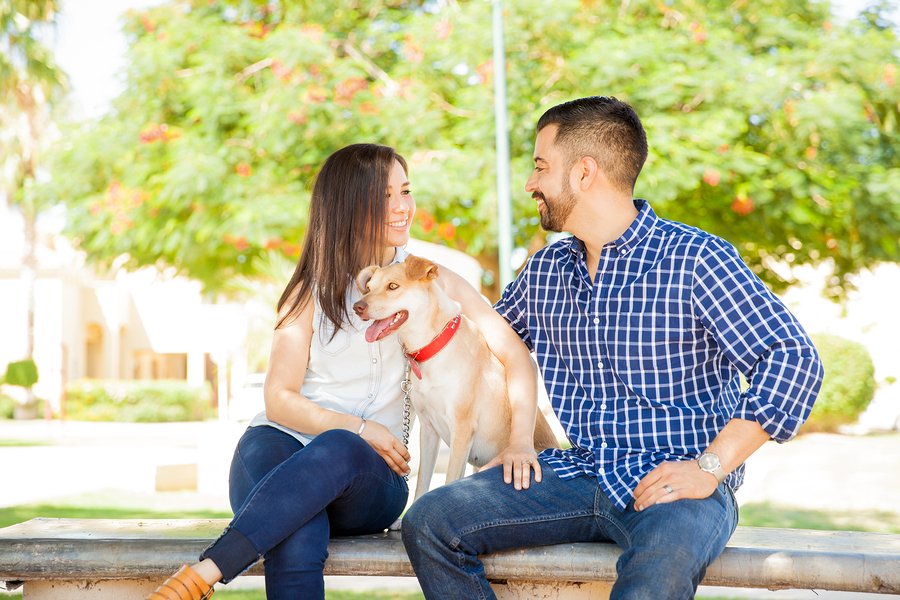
[601, 404, 608, 410]
[593, 317, 600, 325]
[371, 358, 377, 364]
[601, 442, 608, 449]
[368, 393, 374, 398]
[597, 361, 604, 370]
[621, 248, 629, 255]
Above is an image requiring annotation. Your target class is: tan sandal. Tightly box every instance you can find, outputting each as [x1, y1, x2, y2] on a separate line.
[146, 564, 214, 600]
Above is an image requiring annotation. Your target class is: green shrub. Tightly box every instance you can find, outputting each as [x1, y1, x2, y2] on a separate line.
[65, 380, 214, 422]
[0, 394, 15, 419]
[803, 334, 876, 432]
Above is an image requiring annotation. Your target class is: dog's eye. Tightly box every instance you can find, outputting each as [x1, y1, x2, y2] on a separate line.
[388, 282, 399, 290]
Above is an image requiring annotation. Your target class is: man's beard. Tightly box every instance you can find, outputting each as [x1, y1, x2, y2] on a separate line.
[535, 179, 577, 232]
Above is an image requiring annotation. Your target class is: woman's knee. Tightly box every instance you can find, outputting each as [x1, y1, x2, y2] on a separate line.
[310, 428, 376, 470]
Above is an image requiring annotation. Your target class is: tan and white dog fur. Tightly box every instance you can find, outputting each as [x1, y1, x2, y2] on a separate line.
[352, 254, 556, 502]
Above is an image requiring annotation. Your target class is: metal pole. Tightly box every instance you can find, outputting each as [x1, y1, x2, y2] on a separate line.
[492, 0, 514, 288]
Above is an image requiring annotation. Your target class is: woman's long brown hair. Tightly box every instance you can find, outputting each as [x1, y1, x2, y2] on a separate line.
[276, 143, 408, 334]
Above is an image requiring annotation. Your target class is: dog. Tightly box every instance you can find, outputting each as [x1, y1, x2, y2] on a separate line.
[352, 254, 557, 503]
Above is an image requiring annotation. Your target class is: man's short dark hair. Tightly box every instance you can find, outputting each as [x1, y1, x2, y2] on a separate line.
[537, 96, 648, 194]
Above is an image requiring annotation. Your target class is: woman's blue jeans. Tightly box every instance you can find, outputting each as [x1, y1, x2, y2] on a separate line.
[200, 425, 408, 600]
[402, 460, 738, 600]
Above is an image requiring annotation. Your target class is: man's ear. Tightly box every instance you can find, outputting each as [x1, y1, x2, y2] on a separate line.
[405, 254, 439, 281]
[574, 155, 601, 192]
[356, 265, 379, 293]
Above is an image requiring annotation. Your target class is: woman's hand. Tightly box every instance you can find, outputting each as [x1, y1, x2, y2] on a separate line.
[359, 420, 411, 477]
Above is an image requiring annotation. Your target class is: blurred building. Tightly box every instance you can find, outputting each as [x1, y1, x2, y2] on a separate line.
[0, 203, 248, 416]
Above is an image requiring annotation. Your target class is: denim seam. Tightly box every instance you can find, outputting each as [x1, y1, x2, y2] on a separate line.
[681, 484, 734, 571]
[594, 511, 628, 543]
[593, 485, 629, 543]
[449, 509, 594, 550]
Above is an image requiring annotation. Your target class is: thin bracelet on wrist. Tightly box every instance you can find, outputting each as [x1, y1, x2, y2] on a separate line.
[356, 418, 367, 436]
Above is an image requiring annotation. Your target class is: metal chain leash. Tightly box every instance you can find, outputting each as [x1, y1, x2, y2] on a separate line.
[400, 362, 412, 481]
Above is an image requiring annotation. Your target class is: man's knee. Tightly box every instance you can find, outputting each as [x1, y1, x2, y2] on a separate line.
[401, 487, 458, 550]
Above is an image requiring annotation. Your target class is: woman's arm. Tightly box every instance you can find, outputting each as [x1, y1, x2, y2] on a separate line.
[436, 266, 542, 490]
[264, 294, 410, 476]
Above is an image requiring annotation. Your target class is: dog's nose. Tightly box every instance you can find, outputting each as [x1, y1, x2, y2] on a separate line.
[353, 300, 367, 317]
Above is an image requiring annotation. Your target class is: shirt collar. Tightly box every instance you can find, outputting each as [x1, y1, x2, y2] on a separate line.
[391, 246, 409, 265]
[567, 199, 657, 258]
[613, 199, 656, 256]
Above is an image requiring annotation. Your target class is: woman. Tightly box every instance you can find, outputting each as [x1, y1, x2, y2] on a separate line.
[147, 143, 542, 600]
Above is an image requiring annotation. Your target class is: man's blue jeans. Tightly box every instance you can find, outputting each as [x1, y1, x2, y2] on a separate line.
[200, 425, 408, 600]
[402, 460, 738, 600]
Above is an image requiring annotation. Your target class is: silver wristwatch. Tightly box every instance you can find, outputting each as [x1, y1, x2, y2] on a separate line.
[698, 452, 725, 483]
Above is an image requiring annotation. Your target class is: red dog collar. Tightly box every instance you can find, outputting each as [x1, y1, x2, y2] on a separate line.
[405, 314, 462, 379]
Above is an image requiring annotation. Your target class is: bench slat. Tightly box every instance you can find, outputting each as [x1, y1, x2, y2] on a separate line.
[1, 518, 898, 593]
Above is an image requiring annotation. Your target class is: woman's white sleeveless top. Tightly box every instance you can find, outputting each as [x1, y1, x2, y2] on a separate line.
[249, 248, 408, 445]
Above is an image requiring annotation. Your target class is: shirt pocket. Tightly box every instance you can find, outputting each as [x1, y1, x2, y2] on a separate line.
[315, 318, 353, 357]
[607, 311, 695, 401]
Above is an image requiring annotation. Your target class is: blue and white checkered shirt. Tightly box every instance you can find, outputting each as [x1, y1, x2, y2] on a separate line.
[495, 200, 823, 509]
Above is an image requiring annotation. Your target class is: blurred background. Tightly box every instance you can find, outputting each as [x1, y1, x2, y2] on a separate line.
[1, 1, 899, 598]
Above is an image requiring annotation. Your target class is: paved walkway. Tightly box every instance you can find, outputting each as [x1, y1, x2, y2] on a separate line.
[1, 419, 898, 598]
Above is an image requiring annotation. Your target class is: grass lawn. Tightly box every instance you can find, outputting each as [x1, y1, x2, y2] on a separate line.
[0, 439, 50, 447]
[739, 501, 900, 534]
[0, 501, 232, 529]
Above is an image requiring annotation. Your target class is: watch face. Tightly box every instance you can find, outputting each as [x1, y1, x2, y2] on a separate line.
[699, 453, 720, 470]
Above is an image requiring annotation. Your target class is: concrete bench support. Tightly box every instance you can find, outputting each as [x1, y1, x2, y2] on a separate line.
[1, 518, 899, 599]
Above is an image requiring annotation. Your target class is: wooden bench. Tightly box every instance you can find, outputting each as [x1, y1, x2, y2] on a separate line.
[1, 518, 898, 599]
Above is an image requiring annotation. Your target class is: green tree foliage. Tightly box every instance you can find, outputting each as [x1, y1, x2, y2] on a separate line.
[1, 1, 66, 416]
[48, 0, 899, 298]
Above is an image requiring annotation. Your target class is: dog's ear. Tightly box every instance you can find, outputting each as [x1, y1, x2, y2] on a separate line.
[356, 265, 379, 293]
[405, 255, 439, 281]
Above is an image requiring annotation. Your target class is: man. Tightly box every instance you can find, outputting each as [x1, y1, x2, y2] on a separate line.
[401, 96, 824, 599]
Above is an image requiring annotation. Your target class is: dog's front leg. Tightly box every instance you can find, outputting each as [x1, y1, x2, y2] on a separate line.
[413, 418, 442, 502]
[445, 426, 475, 485]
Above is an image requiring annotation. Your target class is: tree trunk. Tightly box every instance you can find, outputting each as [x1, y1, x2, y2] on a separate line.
[19, 198, 38, 418]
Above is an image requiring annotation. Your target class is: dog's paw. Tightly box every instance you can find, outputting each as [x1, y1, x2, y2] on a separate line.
[388, 517, 403, 531]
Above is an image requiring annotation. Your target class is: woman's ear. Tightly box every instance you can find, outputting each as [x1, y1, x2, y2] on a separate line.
[356, 265, 379, 292]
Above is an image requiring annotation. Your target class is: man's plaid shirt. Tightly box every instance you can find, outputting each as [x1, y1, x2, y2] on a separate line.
[495, 200, 823, 509]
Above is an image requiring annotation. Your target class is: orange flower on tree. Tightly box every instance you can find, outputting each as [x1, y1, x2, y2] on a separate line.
[417, 210, 436, 234]
[281, 241, 301, 257]
[287, 111, 308, 125]
[731, 195, 754, 216]
[335, 77, 368, 105]
[359, 102, 379, 115]
[437, 222, 456, 241]
[224, 233, 250, 251]
[702, 169, 721, 187]
[235, 163, 252, 177]
[304, 86, 329, 104]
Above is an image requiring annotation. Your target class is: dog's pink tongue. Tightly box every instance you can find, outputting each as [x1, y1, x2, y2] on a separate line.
[365, 317, 395, 343]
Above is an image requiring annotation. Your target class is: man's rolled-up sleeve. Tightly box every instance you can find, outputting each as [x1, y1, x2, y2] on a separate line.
[691, 238, 824, 442]
[493, 268, 534, 352]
